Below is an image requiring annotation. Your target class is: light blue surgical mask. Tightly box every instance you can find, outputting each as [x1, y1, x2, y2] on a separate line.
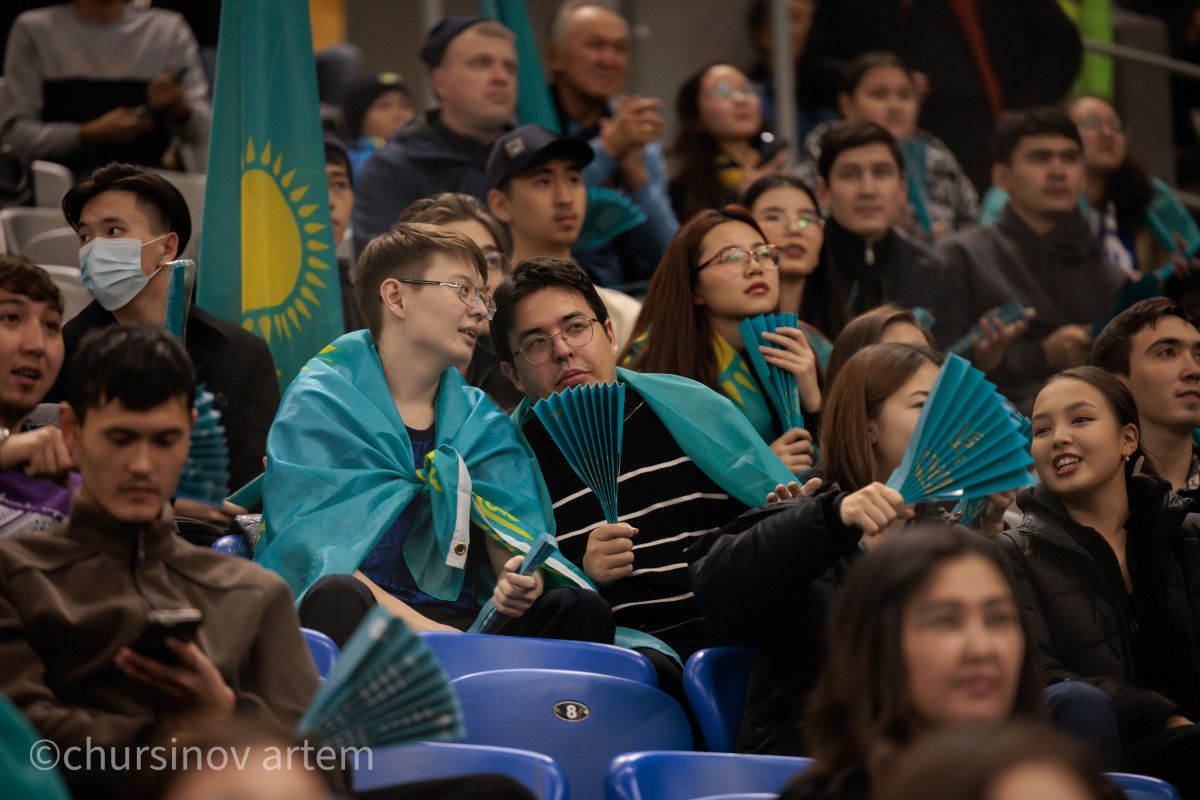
[78, 235, 166, 311]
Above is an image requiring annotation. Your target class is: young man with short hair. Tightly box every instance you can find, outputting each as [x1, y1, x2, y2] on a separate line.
[52, 162, 279, 523]
[1094, 297, 1200, 499]
[937, 107, 1130, 409]
[352, 16, 517, 258]
[0, 325, 318, 800]
[256, 223, 612, 647]
[492, 256, 792, 685]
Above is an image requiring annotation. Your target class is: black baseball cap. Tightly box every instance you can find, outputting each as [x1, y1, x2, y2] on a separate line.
[421, 16, 489, 68]
[487, 125, 595, 190]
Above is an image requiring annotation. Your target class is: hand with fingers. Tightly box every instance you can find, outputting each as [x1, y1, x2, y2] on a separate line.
[971, 308, 1034, 374]
[770, 427, 815, 475]
[0, 426, 74, 482]
[493, 555, 545, 618]
[599, 95, 665, 161]
[838, 482, 914, 548]
[583, 522, 637, 586]
[766, 477, 823, 503]
[737, 148, 789, 194]
[760, 326, 822, 411]
[114, 638, 235, 722]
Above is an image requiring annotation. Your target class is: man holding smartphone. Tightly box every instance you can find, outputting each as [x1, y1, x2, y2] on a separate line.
[0, 325, 317, 799]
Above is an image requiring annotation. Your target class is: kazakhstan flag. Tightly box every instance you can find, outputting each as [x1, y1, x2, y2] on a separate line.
[198, 0, 344, 390]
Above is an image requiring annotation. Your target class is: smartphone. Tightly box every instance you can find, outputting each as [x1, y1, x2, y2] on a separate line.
[130, 608, 202, 664]
[756, 133, 790, 163]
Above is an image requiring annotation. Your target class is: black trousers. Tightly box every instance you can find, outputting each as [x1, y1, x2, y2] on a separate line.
[1121, 723, 1200, 800]
[299, 573, 615, 648]
[354, 774, 533, 800]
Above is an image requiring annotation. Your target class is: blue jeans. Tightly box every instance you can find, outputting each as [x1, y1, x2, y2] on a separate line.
[1044, 680, 1121, 769]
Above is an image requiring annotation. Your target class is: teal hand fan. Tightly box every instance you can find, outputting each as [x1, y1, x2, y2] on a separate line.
[738, 313, 805, 431]
[468, 532, 558, 634]
[575, 188, 647, 251]
[947, 299, 1027, 357]
[885, 354, 1037, 504]
[163, 259, 197, 340]
[911, 307, 937, 330]
[533, 381, 626, 523]
[175, 385, 230, 508]
[900, 138, 933, 234]
[296, 607, 463, 751]
[227, 472, 264, 508]
[953, 408, 1033, 527]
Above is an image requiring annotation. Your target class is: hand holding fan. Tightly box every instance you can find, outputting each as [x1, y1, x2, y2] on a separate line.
[468, 532, 558, 634]
[175, 385, 231, 508]
[947, 299, 1027, 357]
[533, 381, 625, 523]
[575, 188, 648, 251]
[885, 354, 1036, 504]
[952, 409, 1032, 527]
[739, 313, 805, 431]
[296, 606, 463, 751]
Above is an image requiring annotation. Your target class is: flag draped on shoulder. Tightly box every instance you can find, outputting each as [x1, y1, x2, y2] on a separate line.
[198, 0, 344, 390]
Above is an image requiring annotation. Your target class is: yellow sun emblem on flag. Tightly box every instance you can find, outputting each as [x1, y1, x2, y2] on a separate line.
[239, 136, 335, 341]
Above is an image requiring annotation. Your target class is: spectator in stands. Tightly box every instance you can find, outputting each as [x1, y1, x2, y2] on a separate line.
[51, 163, 278, 524]
[256, 223, 613, 649]
[0, 324, 319, 800]
[339, 71, 416, 182]
[352, 17, 516, 259]
[397, 192, 523, 412]
[745, 0, 839, 145]
[669, 62, 788, 223]
[1093, 298, 1200, 500]
[486, 124, 643, 348]
[936, 108, 1129, 411]
[877, 720, 1121, 800]
[742, 174, 832, 366]
[824, 304, 935, 388]
[620, 206, 821, 475]
[799, 52, 979, 244]
[491, 256, 792, 694]
[997, 366, 1200, 797]
[545, 0, 680, 287]
[324, 137, 364, 333]
[775, 525, 1044, 800]
[981, 96, 1200, 277]
[0, 0, 211, 177]
[0, 255, 79, 537]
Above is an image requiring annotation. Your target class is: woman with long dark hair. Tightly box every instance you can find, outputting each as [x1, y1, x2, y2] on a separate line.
[997, 366, 1200, 798]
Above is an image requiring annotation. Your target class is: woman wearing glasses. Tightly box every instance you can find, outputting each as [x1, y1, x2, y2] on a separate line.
[620, 206, 822, 475]
[980, 96, 1199, 276]
[669, 62, 788, 222]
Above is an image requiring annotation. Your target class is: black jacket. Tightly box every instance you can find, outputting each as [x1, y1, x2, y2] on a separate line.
[49, 302, 279, 492]
[688, 486, 955, 756]
[996, 477, 1200, 742]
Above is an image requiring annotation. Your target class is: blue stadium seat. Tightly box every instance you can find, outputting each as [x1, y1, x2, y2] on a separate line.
[605, 750, 812, 800]
[301, 627, 339, 678]
[683, 647, 759, 752]
[211, 534, 241, 556]
[451, 668, 693, 800]
[353, 741, 567, 800]
[1106, 773, 1182, 799]
[421, 631, 657, 685]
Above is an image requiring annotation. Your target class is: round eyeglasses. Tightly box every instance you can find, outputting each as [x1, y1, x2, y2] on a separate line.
[517, 317, 600, 365]
[395, 279, 496, 321]
[696, 244, 782, 272]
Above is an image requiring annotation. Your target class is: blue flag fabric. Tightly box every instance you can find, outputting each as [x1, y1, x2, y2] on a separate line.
[256, 330, 590, 603]
[198, 0, 344, 391]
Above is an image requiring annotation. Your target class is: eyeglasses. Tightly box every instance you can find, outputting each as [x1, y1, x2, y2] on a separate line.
[395, 279, 496, 320]
[708, 81, 761, 102]
[696, 244, 782, 272]
[760, 211, 825, 233]
[1076, 117, 1125, 135]
[484, 250, 511, 274]
[517, 317, 600, 365]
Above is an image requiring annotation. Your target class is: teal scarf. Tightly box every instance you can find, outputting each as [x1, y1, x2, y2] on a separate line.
[256, 330, 590, 602]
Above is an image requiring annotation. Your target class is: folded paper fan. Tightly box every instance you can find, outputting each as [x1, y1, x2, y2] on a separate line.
[575, 188, 648, 251]
[296, 607, 463, 751]
[952, 408, 1033, 527]
[468, 533, 558, 634]
[175, 385, 230, 508]
[947, 299, 1027, 357]
[533, 382, 625, 523]
[163, 259, 197, 340]
[739, 314, 805, 431]
[885, 354, 1036, 504]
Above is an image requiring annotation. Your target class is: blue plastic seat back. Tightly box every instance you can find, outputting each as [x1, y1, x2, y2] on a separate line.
[606, 750, 813, 800]
[451, 668, 693, 800]
[211, 534, 241, 556]
[301, 627, 339, 679]
[683, 647, 760, 752]
[353, 741, 567, 800]
[421, 631, 657, 686]
[1105, 773, 1182, 799]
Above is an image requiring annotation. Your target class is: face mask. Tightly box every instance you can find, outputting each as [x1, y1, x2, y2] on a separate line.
[78, 235, 166, 311]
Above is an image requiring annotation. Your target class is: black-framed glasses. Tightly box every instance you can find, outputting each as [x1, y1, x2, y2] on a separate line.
[696, 244, 782, 272]
[395, 279, 496, 320]
[517, 317, 599, 365]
